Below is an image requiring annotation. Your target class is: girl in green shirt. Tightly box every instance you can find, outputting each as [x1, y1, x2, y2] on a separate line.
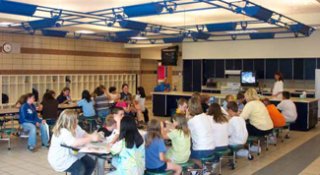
[162, 114, 191, 164]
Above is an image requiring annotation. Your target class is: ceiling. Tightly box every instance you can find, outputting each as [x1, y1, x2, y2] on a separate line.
[0, 0, 319, 43]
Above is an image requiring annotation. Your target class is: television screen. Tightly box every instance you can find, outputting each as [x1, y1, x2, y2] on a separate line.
[161, 46, 178, 66]
[241, 71, 257, 86]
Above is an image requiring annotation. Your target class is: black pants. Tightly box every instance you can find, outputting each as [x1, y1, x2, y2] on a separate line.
[143, 108, 149, 123]
[247, 123, 272, 136]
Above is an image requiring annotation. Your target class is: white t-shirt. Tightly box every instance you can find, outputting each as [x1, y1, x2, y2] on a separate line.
[105, 129, 119, 144]
[277, 99, 297, 122]
[135, 95, 146, 111]
[48, 126, 86, 172]
[212, 120, 229, 147]
[228, 117, 248, 145]
[188, 113, 215, 150]
[272, 81, 284, 99]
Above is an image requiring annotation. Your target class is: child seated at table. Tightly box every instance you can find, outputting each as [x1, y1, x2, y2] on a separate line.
[226, 101, 248, 145]
[236, 92, 246, 112]
[108, 107, 125, 145]
[222, 94, 235, 111]
[277, 91, 298, 123]
[77, 90, 96, 131]
[48, 110, 101, 175]
[162, 114, 191, 164]
[145, 119, 182, 175]
[207, 103, 229, 167]
[187, 97, 215, 168]
[19, 93, 49, 151]
[262, 98, 286, 128]
[109, 117, 145, 175]
[176, 98, 188, 115]
[98, 115, 117, 141]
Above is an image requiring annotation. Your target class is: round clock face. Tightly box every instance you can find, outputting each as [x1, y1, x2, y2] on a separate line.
[3, 43, 12, 53]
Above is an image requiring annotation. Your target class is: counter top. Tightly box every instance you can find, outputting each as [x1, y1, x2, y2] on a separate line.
[151, 91, 319, 103]
[201, 86, 315, 95]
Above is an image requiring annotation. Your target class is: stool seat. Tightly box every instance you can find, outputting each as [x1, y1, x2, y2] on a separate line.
[179, 161, 194, 170]
[214, 149, 231, 157]
[145, 170, 174, 175]
[247, 136, 260, 143]
[199, 155, 215, 162]
[1, 128, 16, 135]
[229, 144, 244, 151]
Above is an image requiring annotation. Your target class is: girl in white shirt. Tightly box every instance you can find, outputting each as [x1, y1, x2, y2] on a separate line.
[272, 72, 284, 99]
[48, 110, 101, 175]
[207, 103, 229, 163]
[187, 97, 215, 168]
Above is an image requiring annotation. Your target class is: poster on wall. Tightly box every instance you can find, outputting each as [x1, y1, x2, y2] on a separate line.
[157, 63, 166, 81]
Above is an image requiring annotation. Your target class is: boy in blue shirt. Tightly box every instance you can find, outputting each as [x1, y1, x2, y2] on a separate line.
[19, 93, 49, 151]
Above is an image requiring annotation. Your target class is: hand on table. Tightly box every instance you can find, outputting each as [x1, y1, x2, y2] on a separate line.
[90, 131, 103, 142]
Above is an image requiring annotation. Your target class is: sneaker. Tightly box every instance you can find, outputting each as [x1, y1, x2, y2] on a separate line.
[27, 146, 35, 152]
[249, 145, 261, 154]
[211, 162, 218, 171]
[268, 136, 277, 145]
[236, 149, 249, 157]
[42, 143, 50, 148]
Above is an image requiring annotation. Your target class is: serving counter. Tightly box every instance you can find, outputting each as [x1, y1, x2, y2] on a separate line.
[152, 91, 318, 131]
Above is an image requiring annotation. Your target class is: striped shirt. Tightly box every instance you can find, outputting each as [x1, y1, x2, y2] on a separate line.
[94, 94, 111, 111]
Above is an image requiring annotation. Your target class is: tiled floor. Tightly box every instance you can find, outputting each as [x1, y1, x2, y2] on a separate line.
[0, 102, 319, 175]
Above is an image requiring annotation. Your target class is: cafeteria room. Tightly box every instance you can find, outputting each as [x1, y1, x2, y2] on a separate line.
[0, 0, 320, 175]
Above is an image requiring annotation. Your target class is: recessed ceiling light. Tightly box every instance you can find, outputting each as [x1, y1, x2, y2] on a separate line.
[130, 36, 148, 40]
[0, 22, 16, 27]
[226, 30, 258, 34]
[75, 30, 95, 34]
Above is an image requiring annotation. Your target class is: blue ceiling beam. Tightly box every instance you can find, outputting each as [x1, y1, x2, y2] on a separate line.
[118, 20, 148, 31]
[163, 36, 184, 43]
[290, 24, 314, 36]
[249, 32, 275, 39]
[243, 6, 273, 22]
[206, 22, 237, 32]
[0, 0, 37, 16]
[123, 2, 164, 18]
[115, 30, 140, 38]
[191, 32, 211, 41]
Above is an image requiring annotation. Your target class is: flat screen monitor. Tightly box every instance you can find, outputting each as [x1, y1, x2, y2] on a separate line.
[241, 71, 257, 86]
[161, 46, 178, 66]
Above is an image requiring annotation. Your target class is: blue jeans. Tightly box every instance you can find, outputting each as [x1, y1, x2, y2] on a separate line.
[97, 109, 110, 122]
[22, 122, 49, 148]
[66, 155, 95, 175]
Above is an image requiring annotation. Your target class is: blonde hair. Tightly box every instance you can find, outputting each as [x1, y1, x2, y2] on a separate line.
[173, 114, 190, 137]
[145, 119, 162, 147]
[225, 94, 234, 101]
[105, 115, 116, 127]
[52, 110, 78, 137]
[244, 88, 259, 101]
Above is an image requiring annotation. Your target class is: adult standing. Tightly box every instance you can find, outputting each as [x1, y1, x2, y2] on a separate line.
[272, 72, 284, 99]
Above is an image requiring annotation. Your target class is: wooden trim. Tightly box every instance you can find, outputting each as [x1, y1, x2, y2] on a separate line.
[0, 70, 140, 75]
[141, 70, 157, 74]
[20, 47, 140, 58]
[172, 71, 181, 76]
